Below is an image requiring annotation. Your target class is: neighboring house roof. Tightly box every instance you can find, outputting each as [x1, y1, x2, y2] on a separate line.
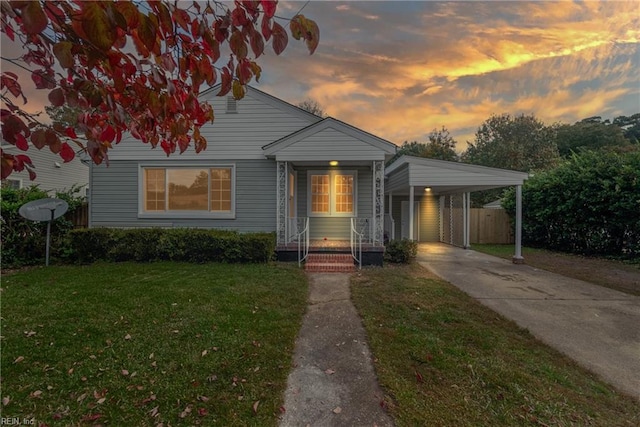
[483, 200, 503, 209]
[385, 155, 528, 195]
[262, 117, 397, 162]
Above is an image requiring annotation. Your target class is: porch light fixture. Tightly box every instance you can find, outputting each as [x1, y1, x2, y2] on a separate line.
[329, 160, 339, 166]
[425, 187, 432, 192]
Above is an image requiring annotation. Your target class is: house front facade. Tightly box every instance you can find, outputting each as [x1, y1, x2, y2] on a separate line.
[89, 86, 396, 265]
[89, 86, 527, 265]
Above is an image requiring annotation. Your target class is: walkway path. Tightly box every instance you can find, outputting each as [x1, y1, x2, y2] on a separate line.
[416, 243, 640, 400]
[279, 273, 394, 426]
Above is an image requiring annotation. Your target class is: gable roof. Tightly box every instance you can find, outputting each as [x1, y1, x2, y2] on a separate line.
[199, 84, 323, 124]
[386, 155, 528, 195]
[262, 117, 397, 161]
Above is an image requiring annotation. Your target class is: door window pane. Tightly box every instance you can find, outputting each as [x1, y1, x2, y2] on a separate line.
[335, 175, 353, 213]
[311, 175, 329, 213]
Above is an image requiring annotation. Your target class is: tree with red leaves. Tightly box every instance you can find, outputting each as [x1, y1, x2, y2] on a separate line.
[0, 1, 319, 180]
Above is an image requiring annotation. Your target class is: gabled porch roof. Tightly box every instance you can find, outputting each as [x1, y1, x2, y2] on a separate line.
[385, 155, 529, 195]
[263, 117, 397, 163]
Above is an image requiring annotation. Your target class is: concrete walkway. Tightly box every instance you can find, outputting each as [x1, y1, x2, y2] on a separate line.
[280, 273, 394, 426]
[416, 243, 640, 400]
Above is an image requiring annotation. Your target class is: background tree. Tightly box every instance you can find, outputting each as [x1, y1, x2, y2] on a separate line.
[0, 1, 319, 180]
[556, 117, 631, 157]
[501, 147, 640, 258]
[613, 113, 640, 144]
[391, 127, 458, 163]
[45, 104, 84, 130]
[297, 98, 326, 117]
[462, 113, 560, 172]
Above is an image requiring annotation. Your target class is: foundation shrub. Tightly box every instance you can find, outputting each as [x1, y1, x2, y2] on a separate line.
[68, 228, 275, 264]
[384, 238, 418, 263]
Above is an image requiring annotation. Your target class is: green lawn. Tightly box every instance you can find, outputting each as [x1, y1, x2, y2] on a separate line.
[1, 262, 308, 426]
[351, 264, 640, 426]
[4, 261, 639, 426]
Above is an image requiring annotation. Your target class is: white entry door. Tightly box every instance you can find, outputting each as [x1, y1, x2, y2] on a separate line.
[401, 201, 420, 240]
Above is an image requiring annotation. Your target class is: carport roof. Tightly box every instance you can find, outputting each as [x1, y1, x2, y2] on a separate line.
[385, 155, 529, 195]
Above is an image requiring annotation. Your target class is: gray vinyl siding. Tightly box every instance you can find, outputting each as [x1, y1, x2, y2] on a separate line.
[107, 90, 318, 161]
[390, 195, 439, 242]
[4, 148, 88, 194]
[418, 195, 440, 242]
[90, 159, 277, 232]
[295, 166, 373, 240]
[273, 128, 388, 161]
[386, 164, 409, 193]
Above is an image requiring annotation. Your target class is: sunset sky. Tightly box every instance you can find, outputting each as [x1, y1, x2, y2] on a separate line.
[258, 0, 640, 150]
[1, 1, 638, 153]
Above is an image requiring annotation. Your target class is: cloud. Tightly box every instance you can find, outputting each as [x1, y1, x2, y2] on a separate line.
[257, 0, 639, 152]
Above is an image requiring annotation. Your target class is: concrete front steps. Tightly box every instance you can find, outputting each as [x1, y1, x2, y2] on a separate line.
[304, 253, 356, 273]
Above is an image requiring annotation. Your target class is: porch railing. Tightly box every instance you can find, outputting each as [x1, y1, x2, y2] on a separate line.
[384, 213, 395, 242]
[293, 217, 309, 267]
[350, 218, 369, 270]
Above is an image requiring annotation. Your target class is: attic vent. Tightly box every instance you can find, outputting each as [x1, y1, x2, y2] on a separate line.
[226, 96, 237, 113]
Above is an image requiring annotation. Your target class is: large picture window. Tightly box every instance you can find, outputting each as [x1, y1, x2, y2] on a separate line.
[141, 166, 234, 217]
[308, 171, 356, 216]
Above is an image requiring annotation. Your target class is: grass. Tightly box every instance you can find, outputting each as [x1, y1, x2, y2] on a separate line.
[0, 262, 308, 426]
[351, 264, 640, 426]
[471, 244, 640, 296]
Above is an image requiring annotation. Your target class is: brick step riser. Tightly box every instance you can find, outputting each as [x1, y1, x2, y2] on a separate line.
[305, 253, 356, 272]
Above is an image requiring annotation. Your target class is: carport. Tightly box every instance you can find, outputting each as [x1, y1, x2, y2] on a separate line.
[384, 155, 529, 262]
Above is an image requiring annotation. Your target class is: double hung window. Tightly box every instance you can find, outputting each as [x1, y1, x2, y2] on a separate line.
[308, 171, 356, 216]
[141, 166, 234, 218]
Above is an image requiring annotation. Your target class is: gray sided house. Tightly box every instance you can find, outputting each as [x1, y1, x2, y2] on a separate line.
[89, 86, 528, 265]
[1, 142, 89, 195]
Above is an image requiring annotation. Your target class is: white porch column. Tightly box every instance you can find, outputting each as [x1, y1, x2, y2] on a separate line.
[409, 186, 415, 240]
[373, 160, 384, 245]
[513, 184, 524, 264]
[276, 161, 287, 245]
[439, 195, 444, 242]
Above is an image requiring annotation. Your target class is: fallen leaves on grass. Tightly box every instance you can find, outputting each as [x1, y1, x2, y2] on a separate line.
[325, 368, 335, 375]
[13, 356, 24, 363]
[2, 396, 10, 406]
[333, 406, 342, 414]
[252, 400, 260, 414]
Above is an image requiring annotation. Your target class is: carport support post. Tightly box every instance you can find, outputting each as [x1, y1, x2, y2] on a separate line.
[464, 192, 471, 249]
[409, 186, 415, 240]
[513, 184, 524, 264]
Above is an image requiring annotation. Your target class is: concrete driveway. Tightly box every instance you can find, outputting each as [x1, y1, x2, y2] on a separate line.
[416, 243, 640, 401]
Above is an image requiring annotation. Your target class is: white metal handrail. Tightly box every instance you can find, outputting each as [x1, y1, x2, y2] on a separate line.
[350, 218, 363, 270]
[384, 213, 395, 242]
[297, 217, 310, 267]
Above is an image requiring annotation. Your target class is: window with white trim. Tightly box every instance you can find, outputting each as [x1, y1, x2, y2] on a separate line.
[308, 171, 356, 216]
[141, 166, 234, 217]
[2, 178, 22, 190]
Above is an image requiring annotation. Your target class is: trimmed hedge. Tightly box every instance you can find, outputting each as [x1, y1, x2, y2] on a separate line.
[384, 239, 418, 263]
[502, 149, 640, 259]
[69, 228, 276, 264]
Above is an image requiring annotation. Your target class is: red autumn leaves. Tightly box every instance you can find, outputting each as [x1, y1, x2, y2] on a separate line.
[0, 0, 319, 179]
